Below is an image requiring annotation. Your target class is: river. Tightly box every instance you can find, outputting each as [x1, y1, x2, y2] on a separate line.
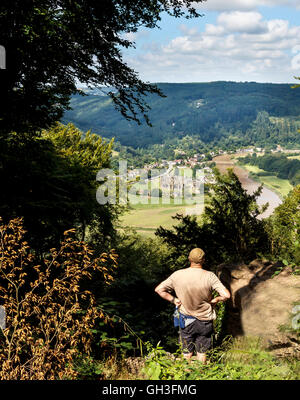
[213, 154, 282, 219]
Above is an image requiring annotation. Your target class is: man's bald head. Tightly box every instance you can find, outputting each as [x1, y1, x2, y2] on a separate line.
[188, 248, 205, 265]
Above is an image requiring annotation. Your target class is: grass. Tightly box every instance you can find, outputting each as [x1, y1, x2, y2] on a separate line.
[118, 167, 208, 236]
[288, 155, 300, 160]
[239, 164, 293, 198]
[141, 336, 300, 380]
[119, 195, 205, 236]
[99, 336, 300, 380]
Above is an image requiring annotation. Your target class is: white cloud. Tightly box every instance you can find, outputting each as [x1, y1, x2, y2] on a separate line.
[124, 11, 300, 83]
[205, 23, 225, 36]
[217, 11, 267, 34]
[291, 53, 300, 70]
[197, 0, 261, 12]
[178, 24, 200, 36]
[192, 0, 300, 12]
[123, 30, 150, 42]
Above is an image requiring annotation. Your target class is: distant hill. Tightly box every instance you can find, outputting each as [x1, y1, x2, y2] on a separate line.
[62, 82, 300, 148]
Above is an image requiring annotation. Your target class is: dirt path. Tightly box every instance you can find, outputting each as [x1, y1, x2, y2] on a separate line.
[218, 261, 300, 358]
[213, 154, 282, 218]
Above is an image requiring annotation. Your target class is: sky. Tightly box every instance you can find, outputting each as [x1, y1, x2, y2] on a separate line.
[122, 0, 300, 84]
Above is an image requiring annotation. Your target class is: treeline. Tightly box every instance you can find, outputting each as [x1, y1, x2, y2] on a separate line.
[239, 152, 300, 186]
[109, 111, 300, 169]
[111, 135, 214, 169]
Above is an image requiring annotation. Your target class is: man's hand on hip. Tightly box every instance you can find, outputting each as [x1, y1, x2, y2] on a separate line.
[174, 298, 181, 307]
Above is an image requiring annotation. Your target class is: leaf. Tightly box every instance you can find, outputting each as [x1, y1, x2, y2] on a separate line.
[147, 362, 161, 380]
[95, 367, 103, 375]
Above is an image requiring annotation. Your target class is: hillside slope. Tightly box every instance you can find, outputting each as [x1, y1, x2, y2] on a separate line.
[218, 260, 300, 358]
[63, 81, 300, 147]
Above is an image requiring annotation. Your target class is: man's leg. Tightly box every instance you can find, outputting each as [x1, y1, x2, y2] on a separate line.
[179, 326, 195, 360]
[183, 352, 193, 361]
[194, 320, 214, 364]
[196, 352, 206, 363]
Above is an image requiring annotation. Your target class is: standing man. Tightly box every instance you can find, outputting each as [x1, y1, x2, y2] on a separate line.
[155, 248, 230, 364]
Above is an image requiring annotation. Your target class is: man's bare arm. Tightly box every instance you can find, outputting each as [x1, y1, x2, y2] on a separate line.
[155, 286, 181, 307]
[210, 286, 231, 305]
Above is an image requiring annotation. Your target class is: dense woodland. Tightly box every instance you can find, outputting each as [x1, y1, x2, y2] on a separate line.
[64, 82, 300, 149]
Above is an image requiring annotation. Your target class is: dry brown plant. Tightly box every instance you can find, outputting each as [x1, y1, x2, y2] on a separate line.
[0, 218, 117, 379]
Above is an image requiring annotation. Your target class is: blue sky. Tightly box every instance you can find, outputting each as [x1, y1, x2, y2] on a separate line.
[122, 0, 300, 83]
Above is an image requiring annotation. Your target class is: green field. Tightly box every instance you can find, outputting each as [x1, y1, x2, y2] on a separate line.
[241, 164, 293, 197]
[287, 155, 300, 160]
[118, 173, 205, 236]
[120, 196, 205, 237]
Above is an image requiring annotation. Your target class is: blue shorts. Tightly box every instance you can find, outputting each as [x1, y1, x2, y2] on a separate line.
[179, 319, 214, 353]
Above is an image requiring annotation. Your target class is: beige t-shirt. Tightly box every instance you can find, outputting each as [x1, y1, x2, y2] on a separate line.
[156, 267, 227, 321]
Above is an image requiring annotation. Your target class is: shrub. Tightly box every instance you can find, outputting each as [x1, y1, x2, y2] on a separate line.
[268, 185, 300, 266]
[143, 337, 299, 380]
[0, 218, 117, 379]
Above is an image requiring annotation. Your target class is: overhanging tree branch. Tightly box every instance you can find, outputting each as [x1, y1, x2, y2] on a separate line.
[0, 0, 206, 136]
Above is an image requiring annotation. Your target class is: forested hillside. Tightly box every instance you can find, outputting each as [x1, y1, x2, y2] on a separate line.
[63, 82, 300, 148]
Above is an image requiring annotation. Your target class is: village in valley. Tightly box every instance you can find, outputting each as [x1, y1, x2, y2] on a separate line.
[126, 147, 266, 197]
[122, 143, 300, 208]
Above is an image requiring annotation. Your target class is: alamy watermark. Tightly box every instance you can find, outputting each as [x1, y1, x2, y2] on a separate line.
[96, 160, 206, 214]
[0, 45, 6, 69]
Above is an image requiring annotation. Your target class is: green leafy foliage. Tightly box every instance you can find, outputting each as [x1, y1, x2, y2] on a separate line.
[267, 185, 300, 266]
[71, 355, 104, 380]
[90, 232, 179, 352]
[0, 123, 118, 252]
[143, 337, 299, 380]
[143, 342, 192, 380]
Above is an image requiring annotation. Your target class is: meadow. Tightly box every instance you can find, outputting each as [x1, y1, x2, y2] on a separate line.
[237, 164, 293, 198]
[287, 155, 300, 160]
[120, 196, 204, 237]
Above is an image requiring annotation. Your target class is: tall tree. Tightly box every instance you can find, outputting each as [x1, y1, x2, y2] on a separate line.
[0, 123, 118, 253]
[0, 0, 205, 136]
